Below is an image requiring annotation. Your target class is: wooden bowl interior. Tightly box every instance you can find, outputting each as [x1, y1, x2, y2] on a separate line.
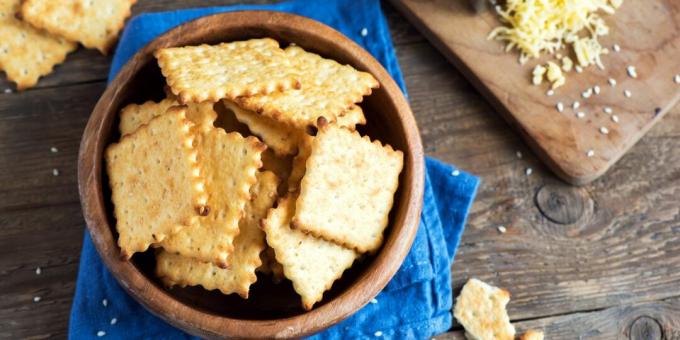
[96, 21, 414, 320]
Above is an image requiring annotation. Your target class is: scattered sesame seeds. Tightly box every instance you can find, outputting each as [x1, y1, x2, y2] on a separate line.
[611, 115, 619, 123]
[575, 65, 583, 73]
[360, 28, 368, 37]
[572, 101, 580, 110]
[35, 267, 41, 275]
[497, 225, 507, 233]
[451, 169, 460, 176]
[102, 299, 108, 307]
[593, 85, 601, 95]
[370, 298, 378, 304]
[576, 111, 586, 118]
[525, 167, 533, 176]
[374, 331, 383, 337]
[674, 74, 680, 84]
[50, 146, 58, 153]
[599, 126, 609, 134]
[546, 89, 555, 96]
[52, 168, 59, 176]
[604, 107, 613, 114]
[626, 65, 637, 78]
[613, 44, 621, 52]
[516, 151, 523, 159]
[33, 296, 41, 302]
[110, 318, 118, 325]
[586, 149, 595, 157]
[97, 331, 106, 337]
[556, 102, 564, 112]
[624, 89, 632, 98]
[582, 88, 593, 98]
[3, 88, 12, 94]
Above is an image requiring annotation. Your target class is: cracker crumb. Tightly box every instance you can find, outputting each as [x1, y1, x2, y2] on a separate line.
[97, 331, 106, 337]
[451, 169, 460, 176]
[360, 28, 368, 37]
[35, 267, 41, 275]
[572, 101, 580, 110]
[593, 85, 600, 95]
[102, 299, 108, 307]
[525, 167, 533, 176]
[516, 151, 522, 159]
[33, 296, 41, 302]
[608, 78, 617, 87]
[624, 90, 632, 98]
[613, 44, 621, 52]
[110, 317, 117, 325]
[611, 115, 619, 123]
[497, 225, 507, 233]
[3, 88, 12, 94]
[370, 298, 378, 304]
[576, 111, 586, 118]
[586, 149, 595, 157]
[50, 146, 58, 153]
[626, 65, 637, 78]
[52, 169, 59, 176]
[556, 102, 564, 112]
[599, 126, 609, 134]
[374, 331, 383, 337]
[603, 107, 613, 114]
[546, 89, 554, 96]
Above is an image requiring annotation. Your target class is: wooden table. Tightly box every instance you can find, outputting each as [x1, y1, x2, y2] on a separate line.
[1, 1, 678, 339]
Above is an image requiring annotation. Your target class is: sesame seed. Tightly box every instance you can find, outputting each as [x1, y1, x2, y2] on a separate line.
[3, 88, 12, 94]
[604, 107, 613, 114]
[612, 115, 619, 123]
[608, 78, 617, 86]
[33, 296, 41, 302]
[110, 317, 118, 325]
[572, 101, 580, 110]
[97, 331, 106, 337]
[626, 65, 637, 78]
[516, 151, 523, 159]
[586, 149, 595, 157]
[35, 267, 41, 275]
[576, 111, 586, 118]
[593, 85, 601, 95]
[575, 65, 583, 73]
[674, 74, 680, 84]
[600, 126, 609, 134]
[360, 28, 368, 37]
[546, 89, 555, 96]
[451, 170, 460, 176]
[613, 44, 621, 52]
[497, 225, 507, 233]
[52, 168, 59, 176]
[556, 102, 564, 112]
[370, 298, 378, 304]
[102, 299, 108, 307]
[582, 88, 592, 98]
[50, 146, 58, 153]
[525, 167, 533, 176]
[374, 331, 383, 337]
[624, 90, 632, 98]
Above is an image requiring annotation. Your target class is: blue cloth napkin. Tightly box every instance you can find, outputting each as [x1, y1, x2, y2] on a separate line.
[69, 1, 480, 338]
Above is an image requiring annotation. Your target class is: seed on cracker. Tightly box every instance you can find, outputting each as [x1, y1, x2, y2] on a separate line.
[0, 0, 76, 90]
[161, 128, 265, 267]
[223, 100, 303, 156]
[292, 126, 403, 253]
[105, 108, 206, 259]
[453, 278, 516, 340]
[156, 171, 279, 298]
[19, 0, 135, 54]
[262, 195, 358, 310]
[155, 38, 301, 104]
[119, 98, 217, 136]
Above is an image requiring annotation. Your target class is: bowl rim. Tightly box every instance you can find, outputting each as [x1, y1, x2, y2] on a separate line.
[78, 10, 424, 339]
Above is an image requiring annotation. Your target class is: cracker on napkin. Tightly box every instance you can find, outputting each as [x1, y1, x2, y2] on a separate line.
[161, 128, 265, 267]
[119, 98, 217, 135]
[292, 125, 403, 253]
[156, 171, 279, 298]
[19, 0, 136, 54]
[105, 107, 206, 259]
[453, 278, 516, 340]
[236, 45, 378, 129]
[262, 195, 358, 310]
[155, 38, 301, 104]
[0, 0, 76, 89]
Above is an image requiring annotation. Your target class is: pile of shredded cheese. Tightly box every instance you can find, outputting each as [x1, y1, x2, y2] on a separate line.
[488, 0, 623, 89]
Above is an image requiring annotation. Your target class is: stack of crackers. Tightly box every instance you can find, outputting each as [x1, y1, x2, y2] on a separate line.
[0, 0, 136, 89]
[106, 38, 405, 310]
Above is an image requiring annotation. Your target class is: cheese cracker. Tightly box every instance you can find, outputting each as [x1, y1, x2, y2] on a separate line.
[155, 39, 301, 104]
[156, 171, 279, 298]
[119, 99, 217, 135]
[0, 0, 76, 89]
[161, 128, 265, 267]
[105, 108, 206, 259]
[262, 195, 358, 310]
[453, 278, 516, 340]
[19, 0, 136, 54]
[236, 45, 378, 129]
[292, 126, 403, 253]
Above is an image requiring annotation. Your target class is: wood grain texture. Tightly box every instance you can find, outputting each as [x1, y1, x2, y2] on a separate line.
[391, 0, 680, 184]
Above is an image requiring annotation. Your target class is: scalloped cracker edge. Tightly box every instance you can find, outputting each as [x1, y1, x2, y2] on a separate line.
[120, 98, 217, 136]
[453, 278, 517, 340]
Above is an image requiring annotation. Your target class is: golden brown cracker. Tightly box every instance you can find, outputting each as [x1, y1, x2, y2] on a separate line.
[236, 45, 378, 129]
[161, 128, 265, 266]
[119, 99, 217, 136]
[156, 171, 279, 298]
[155, 38, 301, 104]
[19, 0, 136, 54]
[292, 126, 403, 253]
[453, 278, 516, 340]
[0, 0, 76, 89]
[262, 195, 358, 310]
[105, 108, 206, 259]
[335, 105, 366, 129]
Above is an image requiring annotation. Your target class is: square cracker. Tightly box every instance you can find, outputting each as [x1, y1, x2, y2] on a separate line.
[155, 38, 301, 104]
[292, 125, 403, 253]
[119, 98, 217, 136]
[19, 0, 136, 54]
[0, 0, 76, 90]
[156, 171, 279, 298]
[262, 195, 358, 310]
[105, 107, 206, 259]
[223, 100, 303, 156]
[453, 278, 516, 340]
[235, 45, 378, 129]
[161, 128, 266, 267]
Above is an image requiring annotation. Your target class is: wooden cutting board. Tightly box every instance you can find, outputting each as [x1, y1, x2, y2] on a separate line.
[391, 0, 680, 184]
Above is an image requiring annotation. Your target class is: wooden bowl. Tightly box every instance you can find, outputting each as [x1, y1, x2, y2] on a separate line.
[78, 11, 424, 339]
